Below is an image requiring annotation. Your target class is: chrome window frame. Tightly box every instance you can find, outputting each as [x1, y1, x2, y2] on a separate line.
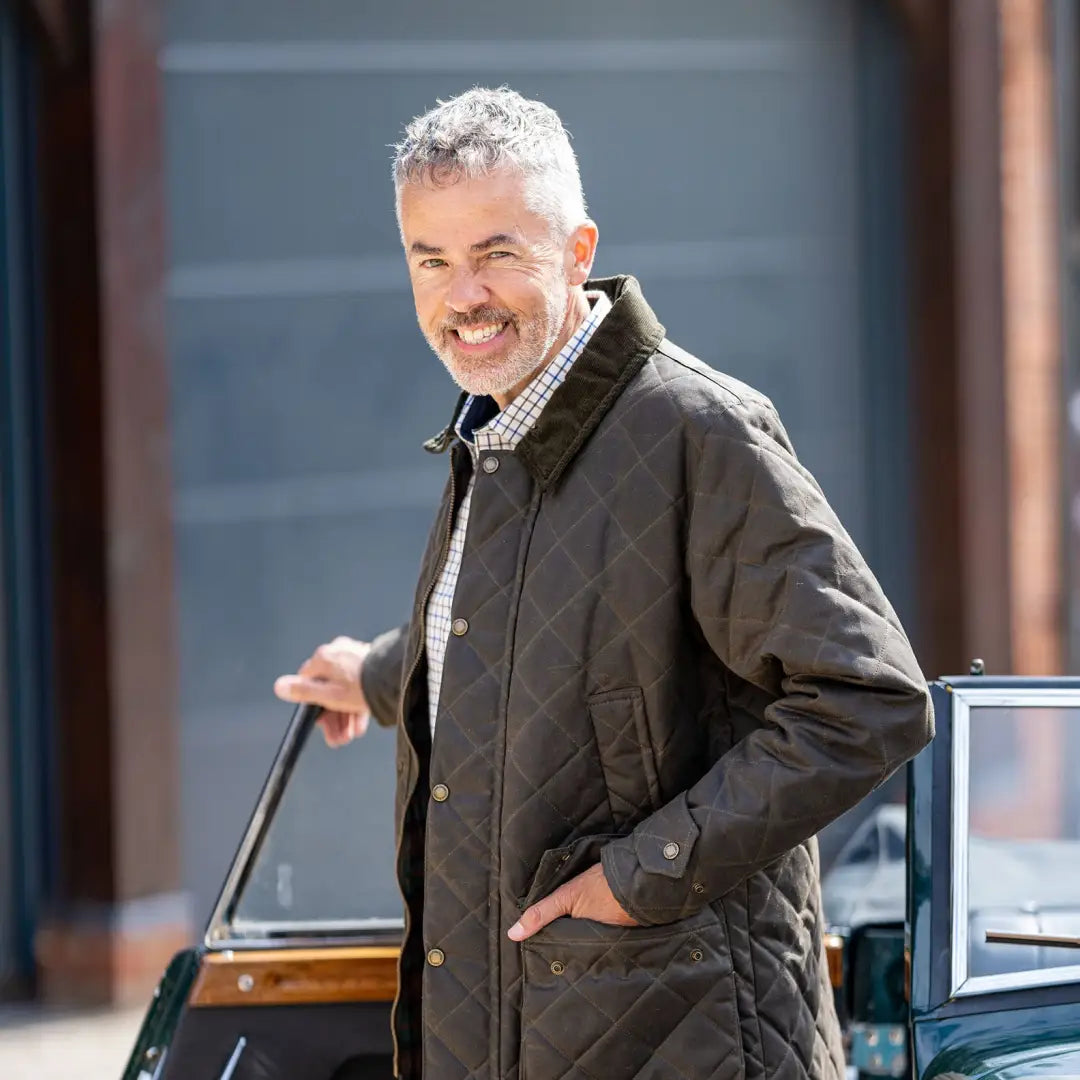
[950, 686, 1080, 997]
[204, 704, 403, 952]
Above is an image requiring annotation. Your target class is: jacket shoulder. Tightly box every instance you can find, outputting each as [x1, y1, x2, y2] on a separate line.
[648, 338, 780, 433]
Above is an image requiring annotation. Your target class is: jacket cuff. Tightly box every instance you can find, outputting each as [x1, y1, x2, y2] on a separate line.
[600, 793, 705, 926]
[359, 625, 407, 728]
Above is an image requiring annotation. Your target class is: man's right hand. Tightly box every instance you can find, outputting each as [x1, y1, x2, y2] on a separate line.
[274, 636, 373, 747]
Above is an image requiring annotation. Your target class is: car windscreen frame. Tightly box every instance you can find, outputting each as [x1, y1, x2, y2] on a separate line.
[949, 684, 1080, 998]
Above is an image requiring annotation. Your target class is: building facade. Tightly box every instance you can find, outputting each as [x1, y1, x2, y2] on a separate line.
[0, 0, 1070, 1002]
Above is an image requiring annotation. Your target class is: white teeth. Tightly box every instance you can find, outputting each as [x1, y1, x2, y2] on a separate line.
[458, 322, 506, 345]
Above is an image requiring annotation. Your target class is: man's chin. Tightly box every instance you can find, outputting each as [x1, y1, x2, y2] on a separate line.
[441, 355, 534, 398]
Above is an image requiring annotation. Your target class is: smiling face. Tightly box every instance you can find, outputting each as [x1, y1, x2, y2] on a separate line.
[399, 170, 598, 406]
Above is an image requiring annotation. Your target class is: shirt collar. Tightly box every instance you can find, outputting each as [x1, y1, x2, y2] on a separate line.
[455, 290, 613, 452]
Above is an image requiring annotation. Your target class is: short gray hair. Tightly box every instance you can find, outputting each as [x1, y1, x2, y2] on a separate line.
[392, 86, 588, 237]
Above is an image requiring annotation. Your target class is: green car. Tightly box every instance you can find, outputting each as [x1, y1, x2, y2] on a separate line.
[121, 677, 1080, 1079]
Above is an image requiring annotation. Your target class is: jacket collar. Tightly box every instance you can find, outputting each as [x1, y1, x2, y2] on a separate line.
[423, 276, 665, 490]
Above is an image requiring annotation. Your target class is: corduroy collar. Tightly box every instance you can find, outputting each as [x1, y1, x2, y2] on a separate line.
[422, 275, 665, 490]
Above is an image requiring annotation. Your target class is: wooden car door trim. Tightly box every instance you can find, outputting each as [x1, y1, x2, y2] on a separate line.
[189, 945, 400, 1008]
[949, 686, 1080, 998]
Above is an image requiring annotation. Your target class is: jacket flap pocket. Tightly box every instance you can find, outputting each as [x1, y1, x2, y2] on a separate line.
[587, 687, 661, 828]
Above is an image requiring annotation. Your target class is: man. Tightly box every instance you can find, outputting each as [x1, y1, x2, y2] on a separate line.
[275, 87, 933, 1080]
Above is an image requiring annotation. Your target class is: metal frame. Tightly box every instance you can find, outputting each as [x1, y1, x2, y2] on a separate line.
[949, 686, 1080, 997]
[203, 703, 402, 951]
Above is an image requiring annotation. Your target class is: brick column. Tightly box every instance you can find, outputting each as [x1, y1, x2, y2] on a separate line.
[999, 0, 1065, 675]
[32, 0, 188, 1005]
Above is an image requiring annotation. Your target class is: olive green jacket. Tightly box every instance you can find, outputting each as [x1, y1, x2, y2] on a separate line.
[362, 275, 934, 1080]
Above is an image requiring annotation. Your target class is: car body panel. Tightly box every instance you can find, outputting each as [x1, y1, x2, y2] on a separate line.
[120, 948, 200, 1080]
[916, 1004, 1080, 1080]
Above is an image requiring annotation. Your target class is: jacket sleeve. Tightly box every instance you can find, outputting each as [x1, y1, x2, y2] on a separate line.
[600, 399, 934, 925]
[360, 624, 409, 729]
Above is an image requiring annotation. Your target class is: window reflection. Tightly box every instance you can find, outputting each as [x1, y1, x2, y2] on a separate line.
[967, 706, 1080, 979]
[229, 722, 403, 938]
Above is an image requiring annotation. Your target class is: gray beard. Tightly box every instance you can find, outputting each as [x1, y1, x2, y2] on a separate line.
[426, 296, 565, 398]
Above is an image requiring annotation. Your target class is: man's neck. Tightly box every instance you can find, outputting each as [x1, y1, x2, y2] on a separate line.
[492, 289, 590, 410]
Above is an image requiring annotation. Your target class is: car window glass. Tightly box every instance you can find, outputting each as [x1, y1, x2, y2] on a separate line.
[966, 705, 1080, 980]
[227, 722, 403, 939]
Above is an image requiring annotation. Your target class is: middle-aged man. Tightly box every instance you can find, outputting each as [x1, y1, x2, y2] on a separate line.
[276, 87, 934, 1080]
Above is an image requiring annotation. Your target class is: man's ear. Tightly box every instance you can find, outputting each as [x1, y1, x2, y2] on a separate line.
[566, 220, 599, 286]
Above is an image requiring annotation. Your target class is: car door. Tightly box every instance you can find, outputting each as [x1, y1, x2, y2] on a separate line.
[909, 677, 1080, 1080]
[123, 704, 400, 1080]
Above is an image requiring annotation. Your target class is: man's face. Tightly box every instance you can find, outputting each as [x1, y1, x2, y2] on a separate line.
[399, 170, 589, 400]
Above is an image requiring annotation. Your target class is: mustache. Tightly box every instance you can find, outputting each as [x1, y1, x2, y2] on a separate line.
[442, 307, 515, 332]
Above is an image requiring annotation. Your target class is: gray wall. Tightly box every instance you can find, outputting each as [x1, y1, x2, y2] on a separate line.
[162, 0, 905, 922]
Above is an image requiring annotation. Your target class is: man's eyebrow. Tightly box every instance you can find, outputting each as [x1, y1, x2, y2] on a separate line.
[409, 240, 442, 256]
[470, 233, 520, 253]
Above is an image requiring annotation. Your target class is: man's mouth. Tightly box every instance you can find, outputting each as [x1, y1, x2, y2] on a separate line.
[454, 321, 508, 345]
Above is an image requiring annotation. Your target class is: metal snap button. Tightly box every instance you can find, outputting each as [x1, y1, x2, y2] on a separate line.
[482, 456, 500, 474]
[427, 948, 445, 967]
[451, 618, 469, 636]
[690, 949, 703, 963]
[432, 783, 449, 802]
[237, 973, 254, 992]
[663, 842, 680, 860]
[692, 882, 705, 894]
[550, 961, 565, 976]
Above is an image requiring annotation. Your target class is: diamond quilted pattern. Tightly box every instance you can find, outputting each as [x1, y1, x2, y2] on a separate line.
[371, 277, 931, 1080]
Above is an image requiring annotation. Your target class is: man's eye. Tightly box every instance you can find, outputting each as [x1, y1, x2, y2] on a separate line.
[420, 258, 446, 269]
[487, 251, 513, 260]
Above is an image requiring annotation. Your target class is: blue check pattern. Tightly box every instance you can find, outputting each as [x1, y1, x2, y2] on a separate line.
[424, 292, 612, 734]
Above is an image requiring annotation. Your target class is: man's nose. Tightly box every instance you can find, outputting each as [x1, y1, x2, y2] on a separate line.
[445, 267, 489, 313]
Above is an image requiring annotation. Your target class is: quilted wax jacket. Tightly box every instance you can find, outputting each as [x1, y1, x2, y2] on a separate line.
[360, 275, 934, 1080]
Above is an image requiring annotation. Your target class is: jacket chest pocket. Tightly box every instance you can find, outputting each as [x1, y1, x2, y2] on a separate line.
[519, 906, 744, 1080]
[588, 688, 661, 830]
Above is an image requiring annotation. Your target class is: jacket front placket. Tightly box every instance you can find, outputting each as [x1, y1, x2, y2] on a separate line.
[421, 442, 537, 1079]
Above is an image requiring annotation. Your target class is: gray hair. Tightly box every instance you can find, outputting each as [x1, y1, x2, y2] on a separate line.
[392, 86, 588, 237]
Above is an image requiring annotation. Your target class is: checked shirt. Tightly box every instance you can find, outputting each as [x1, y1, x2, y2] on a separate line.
[424, 291, 611, 735]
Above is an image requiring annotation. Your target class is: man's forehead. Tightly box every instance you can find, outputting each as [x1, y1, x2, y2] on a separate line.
[399, 172, 547, 244]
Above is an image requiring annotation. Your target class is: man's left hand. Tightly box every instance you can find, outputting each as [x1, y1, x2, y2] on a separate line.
[507, 863, 639, 941]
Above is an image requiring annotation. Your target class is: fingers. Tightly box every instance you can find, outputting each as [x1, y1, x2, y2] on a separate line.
[275, 637, 371, 718]
[298, 655, 337, 680]
[508, 886, 571, 942]
[317, 711, 368, 748]
[274, 674, 351, 709]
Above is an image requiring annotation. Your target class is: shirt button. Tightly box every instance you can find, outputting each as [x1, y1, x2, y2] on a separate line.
[432, 783, 449, 802]
[427, 948, 445, 967]
[451, 618, 469, 636]
[482, 456, 500, 474]
[663, 842, 680, 861]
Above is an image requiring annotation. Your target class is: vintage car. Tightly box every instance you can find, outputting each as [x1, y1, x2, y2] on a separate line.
[121, 676, 1080, 1079]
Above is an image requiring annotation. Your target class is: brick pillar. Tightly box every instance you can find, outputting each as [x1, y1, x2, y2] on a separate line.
[32, 0, 188, 1006]
[999, 0, 1065, 675]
